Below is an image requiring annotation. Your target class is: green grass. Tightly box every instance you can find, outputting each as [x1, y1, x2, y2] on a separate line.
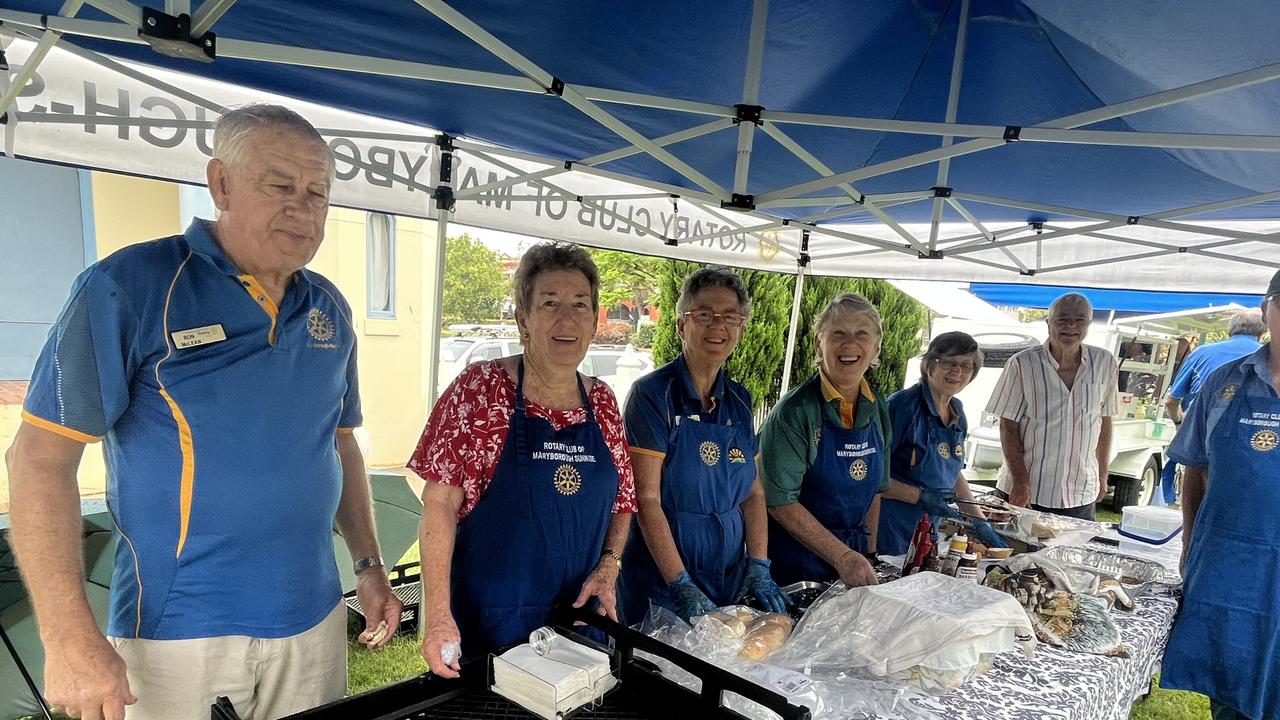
[347, 633, 428, 695]
[1131, 676, 1211, 720]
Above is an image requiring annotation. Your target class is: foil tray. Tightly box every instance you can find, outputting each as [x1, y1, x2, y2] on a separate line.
[1037, 545, 1165, 592]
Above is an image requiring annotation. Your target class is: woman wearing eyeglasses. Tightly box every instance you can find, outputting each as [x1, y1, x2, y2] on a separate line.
[617, 268, 787, 623]
[877, 332, 1006, 555]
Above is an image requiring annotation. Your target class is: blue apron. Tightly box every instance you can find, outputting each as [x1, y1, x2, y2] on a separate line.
[768, 407, 885, 585]
[877, 390, 966, 555]
[618, 390, 756, 623]
[451, 361, 618, 659]
[1162, 384, 1280, 719]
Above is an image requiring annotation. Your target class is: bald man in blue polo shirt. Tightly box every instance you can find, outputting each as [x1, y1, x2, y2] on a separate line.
[6, 105, 401, 720]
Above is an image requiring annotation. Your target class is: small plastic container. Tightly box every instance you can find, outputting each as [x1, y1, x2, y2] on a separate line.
[1118, 506, 1182, 545]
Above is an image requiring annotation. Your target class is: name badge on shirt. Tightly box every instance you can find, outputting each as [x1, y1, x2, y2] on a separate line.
[171, 324, 227, 349]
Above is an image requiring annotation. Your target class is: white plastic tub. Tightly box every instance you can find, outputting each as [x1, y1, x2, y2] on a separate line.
[1119, 506, 1183, 545]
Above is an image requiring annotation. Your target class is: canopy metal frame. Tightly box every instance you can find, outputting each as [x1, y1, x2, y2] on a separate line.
[1, 0, 1278, 348]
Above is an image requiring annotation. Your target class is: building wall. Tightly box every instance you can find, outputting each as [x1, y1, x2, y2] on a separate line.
[0, 172, 438, 510]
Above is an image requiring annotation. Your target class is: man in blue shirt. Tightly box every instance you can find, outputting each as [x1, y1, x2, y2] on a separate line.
[1159, 310, 1264, 502]
[6, 105, 401, 720]
[1161, 270, 1280, 720]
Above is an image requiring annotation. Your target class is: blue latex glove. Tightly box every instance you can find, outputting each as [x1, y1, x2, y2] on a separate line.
[667, 571, 717, 621]
[918, 488, 963, 519]
[742, 558, 788, 614]
[970, 518, 1009, 549]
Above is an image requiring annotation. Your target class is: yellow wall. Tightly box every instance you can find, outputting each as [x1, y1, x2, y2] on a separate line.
[90, 173, 182, 257]
[0, 173, 437, 510]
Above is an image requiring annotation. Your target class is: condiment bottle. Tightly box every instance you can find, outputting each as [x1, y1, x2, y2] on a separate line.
[955, 553, 979, 582]
[907, 533, 934, 576]
[941, 534, 969, 576]
[924, 533, 947, 573]
[903, 514, 933, 575]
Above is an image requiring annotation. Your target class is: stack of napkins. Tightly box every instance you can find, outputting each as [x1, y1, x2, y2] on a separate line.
[491, 638, 616, 720]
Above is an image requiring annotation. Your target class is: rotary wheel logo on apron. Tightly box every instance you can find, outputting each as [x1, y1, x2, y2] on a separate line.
[699, 441, 721, 466]
[849, 458, 869, 481]
[1251, 429, 1278, 452]
[937, 442, 951, 460]
[1220, 383, 1239, 402]
[552, 463, 583, 495]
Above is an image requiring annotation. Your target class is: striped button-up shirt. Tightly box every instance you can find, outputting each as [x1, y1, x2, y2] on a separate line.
[986, 341, 1119, 508]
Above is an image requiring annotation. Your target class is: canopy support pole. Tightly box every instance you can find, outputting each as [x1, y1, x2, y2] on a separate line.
[780, 233, 810, 396]
[757, 58, 1280, 203]
[411, 0, 730, 199]
[760, 121, 926, 253]
[928, 0, 970, 255]
[731, 0, 768, 198]
[424, 135, 453, 410]
[0, 624, 53, 720]
[190, 0, 236, 36]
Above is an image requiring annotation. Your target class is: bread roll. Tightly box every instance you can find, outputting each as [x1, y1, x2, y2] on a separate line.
[704, 611, 746, 637]
[738, 613, 794, 660]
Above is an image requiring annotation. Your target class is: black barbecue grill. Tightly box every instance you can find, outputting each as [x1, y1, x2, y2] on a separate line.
[211, 606, 811, 720]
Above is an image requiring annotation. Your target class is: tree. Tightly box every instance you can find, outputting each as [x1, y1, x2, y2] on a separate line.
[588, 248, 662, 330]
[651, 261, 793, 413]
[443, 233, 508, 324]
[787, 275, 930, 397]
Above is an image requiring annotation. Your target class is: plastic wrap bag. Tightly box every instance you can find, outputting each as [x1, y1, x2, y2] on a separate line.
[768, 573, 1035, 695]
[637, 605, 934, 719]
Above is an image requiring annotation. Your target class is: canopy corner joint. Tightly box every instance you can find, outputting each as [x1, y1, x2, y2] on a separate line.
[733, 104, 764, 126]
[141, 6, 217, 62]
[721, 193, 756, 211]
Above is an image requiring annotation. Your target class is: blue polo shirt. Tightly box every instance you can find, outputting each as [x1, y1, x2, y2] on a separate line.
[24, 219, 361, 640]
[885, 382, 968, 480]
[623, 354, 757, 459]
[1168, 335, 1262, 408]
[1168, 346, 1277, 469]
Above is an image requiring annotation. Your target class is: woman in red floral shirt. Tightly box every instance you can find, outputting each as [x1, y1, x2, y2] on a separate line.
[408, 242, 636, 674]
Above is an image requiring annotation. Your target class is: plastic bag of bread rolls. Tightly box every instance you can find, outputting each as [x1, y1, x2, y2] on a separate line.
[739, 612, 794, 661]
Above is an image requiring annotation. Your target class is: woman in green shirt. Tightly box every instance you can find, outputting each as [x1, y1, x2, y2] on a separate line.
[759, 293, 890, 587]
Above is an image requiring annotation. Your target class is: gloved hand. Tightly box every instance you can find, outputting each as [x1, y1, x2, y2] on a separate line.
[742, 558, 788, 614]
[970, 518, 1009, 549]
[918, 488, 963, 519]
[667, 571, 717, 621]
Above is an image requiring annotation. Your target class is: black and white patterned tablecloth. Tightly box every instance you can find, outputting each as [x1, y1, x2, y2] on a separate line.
[890, 550, 1183, 720]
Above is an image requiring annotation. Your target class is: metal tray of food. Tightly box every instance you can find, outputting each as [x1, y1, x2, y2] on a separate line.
[1037, 545, 1165, 591]
[780, 581, 830, 617]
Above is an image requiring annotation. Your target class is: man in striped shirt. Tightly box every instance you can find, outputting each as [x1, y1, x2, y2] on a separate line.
[986, 293, 1119, 520]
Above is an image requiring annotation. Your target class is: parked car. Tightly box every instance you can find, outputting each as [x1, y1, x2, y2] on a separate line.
[437, 336, 523, 394]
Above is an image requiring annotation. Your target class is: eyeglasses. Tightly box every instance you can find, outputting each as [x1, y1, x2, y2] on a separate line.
[683, 310, 747, 328]
[1051, 317, 1089, 327]
[936, 359, 975, 375]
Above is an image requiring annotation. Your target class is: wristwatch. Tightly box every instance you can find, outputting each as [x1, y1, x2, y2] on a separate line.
[353, 555, 384, 575]
[601, 547, 622, 571]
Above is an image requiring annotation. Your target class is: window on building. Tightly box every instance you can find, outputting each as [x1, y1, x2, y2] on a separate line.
[367, 213, 395, 317]
[178, 184, 217, 227]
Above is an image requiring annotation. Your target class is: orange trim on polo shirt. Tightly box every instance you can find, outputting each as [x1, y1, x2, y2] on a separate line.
[238, 274, 280, 345]
[336, 427, 356, 435]
[818, 370, 875, 428]
[20, 410, 101, 443]
[629, 446, 666, 459]
[158, 253, 198, 560]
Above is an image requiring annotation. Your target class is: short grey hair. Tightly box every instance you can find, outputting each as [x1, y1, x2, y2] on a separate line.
[921, 331, 984, 383]
[1048, 292, 1092, 319]
[513, 241, 601, 314]
[813, 292, 883, 368]
[214, 104, 333, 182]
[1228, 309, 1265, 338]
[676, 267, 751, 316]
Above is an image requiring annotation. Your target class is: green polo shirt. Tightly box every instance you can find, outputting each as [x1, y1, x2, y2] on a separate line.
[760, 371, 892, 506]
